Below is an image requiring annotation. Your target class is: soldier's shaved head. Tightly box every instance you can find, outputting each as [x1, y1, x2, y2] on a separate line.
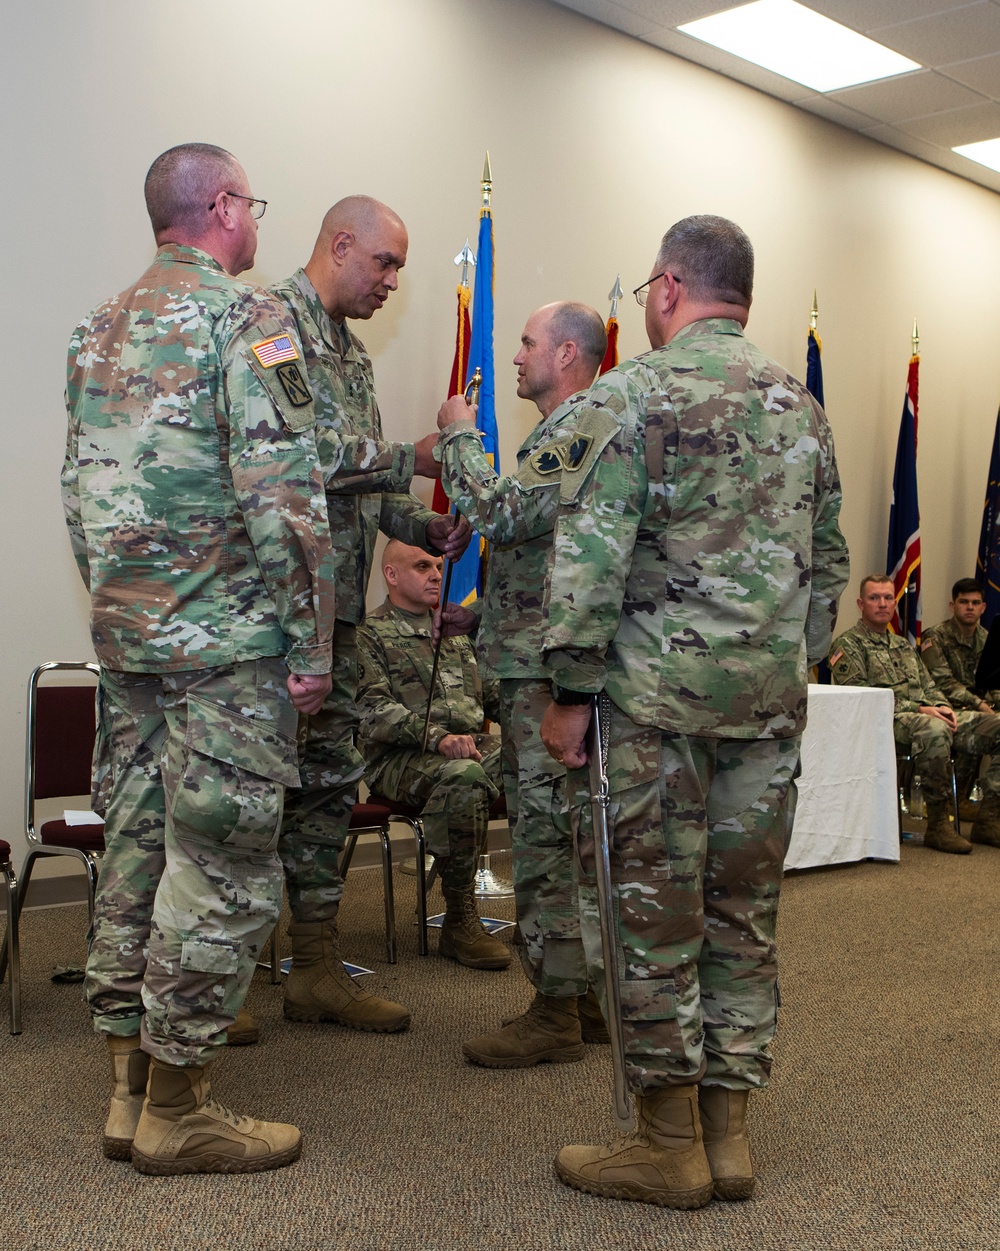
[312, 195, 405, 256]
[144, 143, 244, 236]
[656, 215, 754, 308]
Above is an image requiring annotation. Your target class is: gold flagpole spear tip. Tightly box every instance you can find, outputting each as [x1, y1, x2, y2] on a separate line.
[608, 274, 623, 320]
[453, 238, 475, 288]
[810, 289, 819, 331]
[481, 151, 492, 209]
[912, 318, 919, 356]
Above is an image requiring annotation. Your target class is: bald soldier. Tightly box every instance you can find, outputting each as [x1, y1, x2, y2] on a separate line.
[436, 302, 609, 1063]
[271, 197, 470, 1033]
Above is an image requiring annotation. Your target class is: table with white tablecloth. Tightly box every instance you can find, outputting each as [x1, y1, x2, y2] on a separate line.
[785, 684, 899, 870]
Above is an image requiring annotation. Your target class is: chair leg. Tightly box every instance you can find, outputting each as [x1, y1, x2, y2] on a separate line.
[2, 861, 21, 1035]
[339, 834, 359, 877]
[269, 926, 281, 984]
[378, 827, 396, 964]
[413, 820, 428, 957]
[949, 757, 961, 837]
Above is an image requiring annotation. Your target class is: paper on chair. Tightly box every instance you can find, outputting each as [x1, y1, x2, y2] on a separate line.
[63, 810, 103, 825]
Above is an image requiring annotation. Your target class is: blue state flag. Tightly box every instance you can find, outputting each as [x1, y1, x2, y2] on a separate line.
[976, 409, 1000, 627]
[886, 357, 922, 644]
[447, 205, 498, 607]
[806, 327, 824, 407]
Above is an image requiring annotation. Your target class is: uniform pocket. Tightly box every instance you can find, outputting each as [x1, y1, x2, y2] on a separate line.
[169, 693, 300, 854]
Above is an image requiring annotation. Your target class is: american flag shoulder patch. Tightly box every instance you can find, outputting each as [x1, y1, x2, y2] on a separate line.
[252, 334, 299, 369]
[829, 647, 843, 667]
[920, 636, 934, 651]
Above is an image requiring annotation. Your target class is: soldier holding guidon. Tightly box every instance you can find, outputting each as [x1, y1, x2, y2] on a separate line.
[538, 216, 850, 1208]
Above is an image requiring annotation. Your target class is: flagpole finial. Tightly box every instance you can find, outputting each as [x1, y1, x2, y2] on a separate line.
[608, 274, 623, 320]
[810, 289, 819, 332]
[454, 238, 475, 288]
[912, 318, 920, 356]
[481, 151, 492, 209]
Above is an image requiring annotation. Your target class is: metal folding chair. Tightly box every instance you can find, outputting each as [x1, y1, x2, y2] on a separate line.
[0, 840, 21, 1034]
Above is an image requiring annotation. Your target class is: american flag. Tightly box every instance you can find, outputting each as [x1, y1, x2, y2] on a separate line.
[252, 335, 298, 368]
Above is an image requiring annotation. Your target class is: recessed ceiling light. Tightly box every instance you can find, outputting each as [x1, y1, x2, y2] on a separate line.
[678, 0, 921, 93]
[952, 138, 1000, 174]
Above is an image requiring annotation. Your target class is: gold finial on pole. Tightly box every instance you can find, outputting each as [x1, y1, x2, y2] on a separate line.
[481, 151, 492, 210]
[810, 289, 819, 332]
[912, 318, 920, 356]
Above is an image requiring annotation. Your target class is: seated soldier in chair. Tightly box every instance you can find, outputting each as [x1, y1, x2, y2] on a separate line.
[830, 574, 1000, 854]
[357, 541, 510, 969]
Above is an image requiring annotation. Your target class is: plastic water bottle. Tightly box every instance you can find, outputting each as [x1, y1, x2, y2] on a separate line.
[910, 774, 924, 820]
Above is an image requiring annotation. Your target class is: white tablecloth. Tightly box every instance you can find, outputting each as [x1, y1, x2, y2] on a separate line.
[785, 684, 899, 870]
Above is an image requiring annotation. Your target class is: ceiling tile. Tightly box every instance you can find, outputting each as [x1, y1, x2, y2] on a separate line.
[601, 0, 729, 22]
[894, 99, 1000, 143]
[796, 94, 884, 128]
[643, 28, 816, 101]
[939, 52, 1000, 98]
[868, 3, 1000, 66]
[549, 0, 660, 36]
[826, 69, 987, 123]
[807, 0, 980, 33]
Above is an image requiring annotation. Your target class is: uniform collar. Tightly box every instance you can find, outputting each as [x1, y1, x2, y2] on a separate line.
[381, 598, 433, 637]
[155, 243, 226, 272]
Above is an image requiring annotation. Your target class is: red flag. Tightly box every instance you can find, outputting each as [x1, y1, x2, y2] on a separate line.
[600, 316, 619, 375]
[432, 283, 472, 513]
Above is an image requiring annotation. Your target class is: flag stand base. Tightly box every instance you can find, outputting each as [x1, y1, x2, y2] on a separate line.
[474, 853, 514, 899]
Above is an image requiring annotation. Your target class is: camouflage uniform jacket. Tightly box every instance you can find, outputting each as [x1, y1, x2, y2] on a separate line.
[440, 390, 590, 679]
[357, 599, 499, 761]
[271, 269, 435, 624]
[62, 244, 334, 676]
[919, 617, 1000, 710]
[829, 621, 949, 712]
[541, 318, 850, 738]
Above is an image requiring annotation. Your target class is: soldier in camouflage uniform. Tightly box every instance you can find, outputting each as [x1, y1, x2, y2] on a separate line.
[830, 574, 1000, 853]
[356, 542, 510, 969]
[272, 197, 469, 1032]
[62, 144, 335, 1175]
[920, 578, 1000, 712]
[436, 302, 609, 1064]
[538, 217, 850, 1209]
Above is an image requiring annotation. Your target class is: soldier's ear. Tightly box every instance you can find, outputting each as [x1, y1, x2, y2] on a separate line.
[330, 229, 354, 264]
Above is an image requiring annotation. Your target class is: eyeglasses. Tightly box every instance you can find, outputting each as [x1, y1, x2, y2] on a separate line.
[208, 191, 268, 220]
[633, 271, 677, 307]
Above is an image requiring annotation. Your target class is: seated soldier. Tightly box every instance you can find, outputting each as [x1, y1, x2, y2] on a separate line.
[357, 541, 511, 969]
[829, 573, 1000, 854]
[920, 578, 1000, 713]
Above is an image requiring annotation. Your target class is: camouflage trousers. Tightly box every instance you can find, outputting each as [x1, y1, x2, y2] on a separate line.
[497, 679, 588, 997]
[278, 620, 366, 924]
[87, 659, 297, 1066]
[365, 735, 501, 888]
[571, 705, 800, 1094]
[893, 709, 1000, 802]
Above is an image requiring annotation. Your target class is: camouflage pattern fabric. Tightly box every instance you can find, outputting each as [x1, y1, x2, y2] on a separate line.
[87, 659, 296, 1065]
[831, 620, 1000, 801]
[271, 269, 434, 625]
[63, 245, 334, 675]
[920, 616, 1000, 710]
[497, 679, 587, 996]
[439, 390, 590, 679]
[542, 319, 849, 733]
[277, 621, 365, 924]
[572, 712, 800, 1088]
[541, 318, 849, 1093]
[358, 600, 500, 880]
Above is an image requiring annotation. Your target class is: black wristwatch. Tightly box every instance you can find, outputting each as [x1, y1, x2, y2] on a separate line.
[553, 686, 594, 706]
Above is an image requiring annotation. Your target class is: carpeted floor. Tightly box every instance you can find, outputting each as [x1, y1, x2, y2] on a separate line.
[1, 842, 997, 1251]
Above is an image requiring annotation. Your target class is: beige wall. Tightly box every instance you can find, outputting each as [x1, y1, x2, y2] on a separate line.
[4, 0, 1000, 865]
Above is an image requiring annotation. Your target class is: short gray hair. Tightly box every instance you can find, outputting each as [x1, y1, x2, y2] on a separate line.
[547, 302, 607, 370]
[656, 215, 754, 307]
[144, 142, 243, 235]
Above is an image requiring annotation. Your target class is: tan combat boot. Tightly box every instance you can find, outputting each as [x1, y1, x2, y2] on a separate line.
[103, 1034, 150, 1160]
[578, 988, 611, 1044]
[225, 1007, 259, 1046]
[131, 1058, 301, 1175]
[463, 992, 584, 1067]
[555, 1084, 714, 1209]
[698, 1085, 754, 1199]
[439, 885, 512, 970]
[970, 793, 1000, 847]
[284, 921, 410, 1032]
[923, 799, 971, 854]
